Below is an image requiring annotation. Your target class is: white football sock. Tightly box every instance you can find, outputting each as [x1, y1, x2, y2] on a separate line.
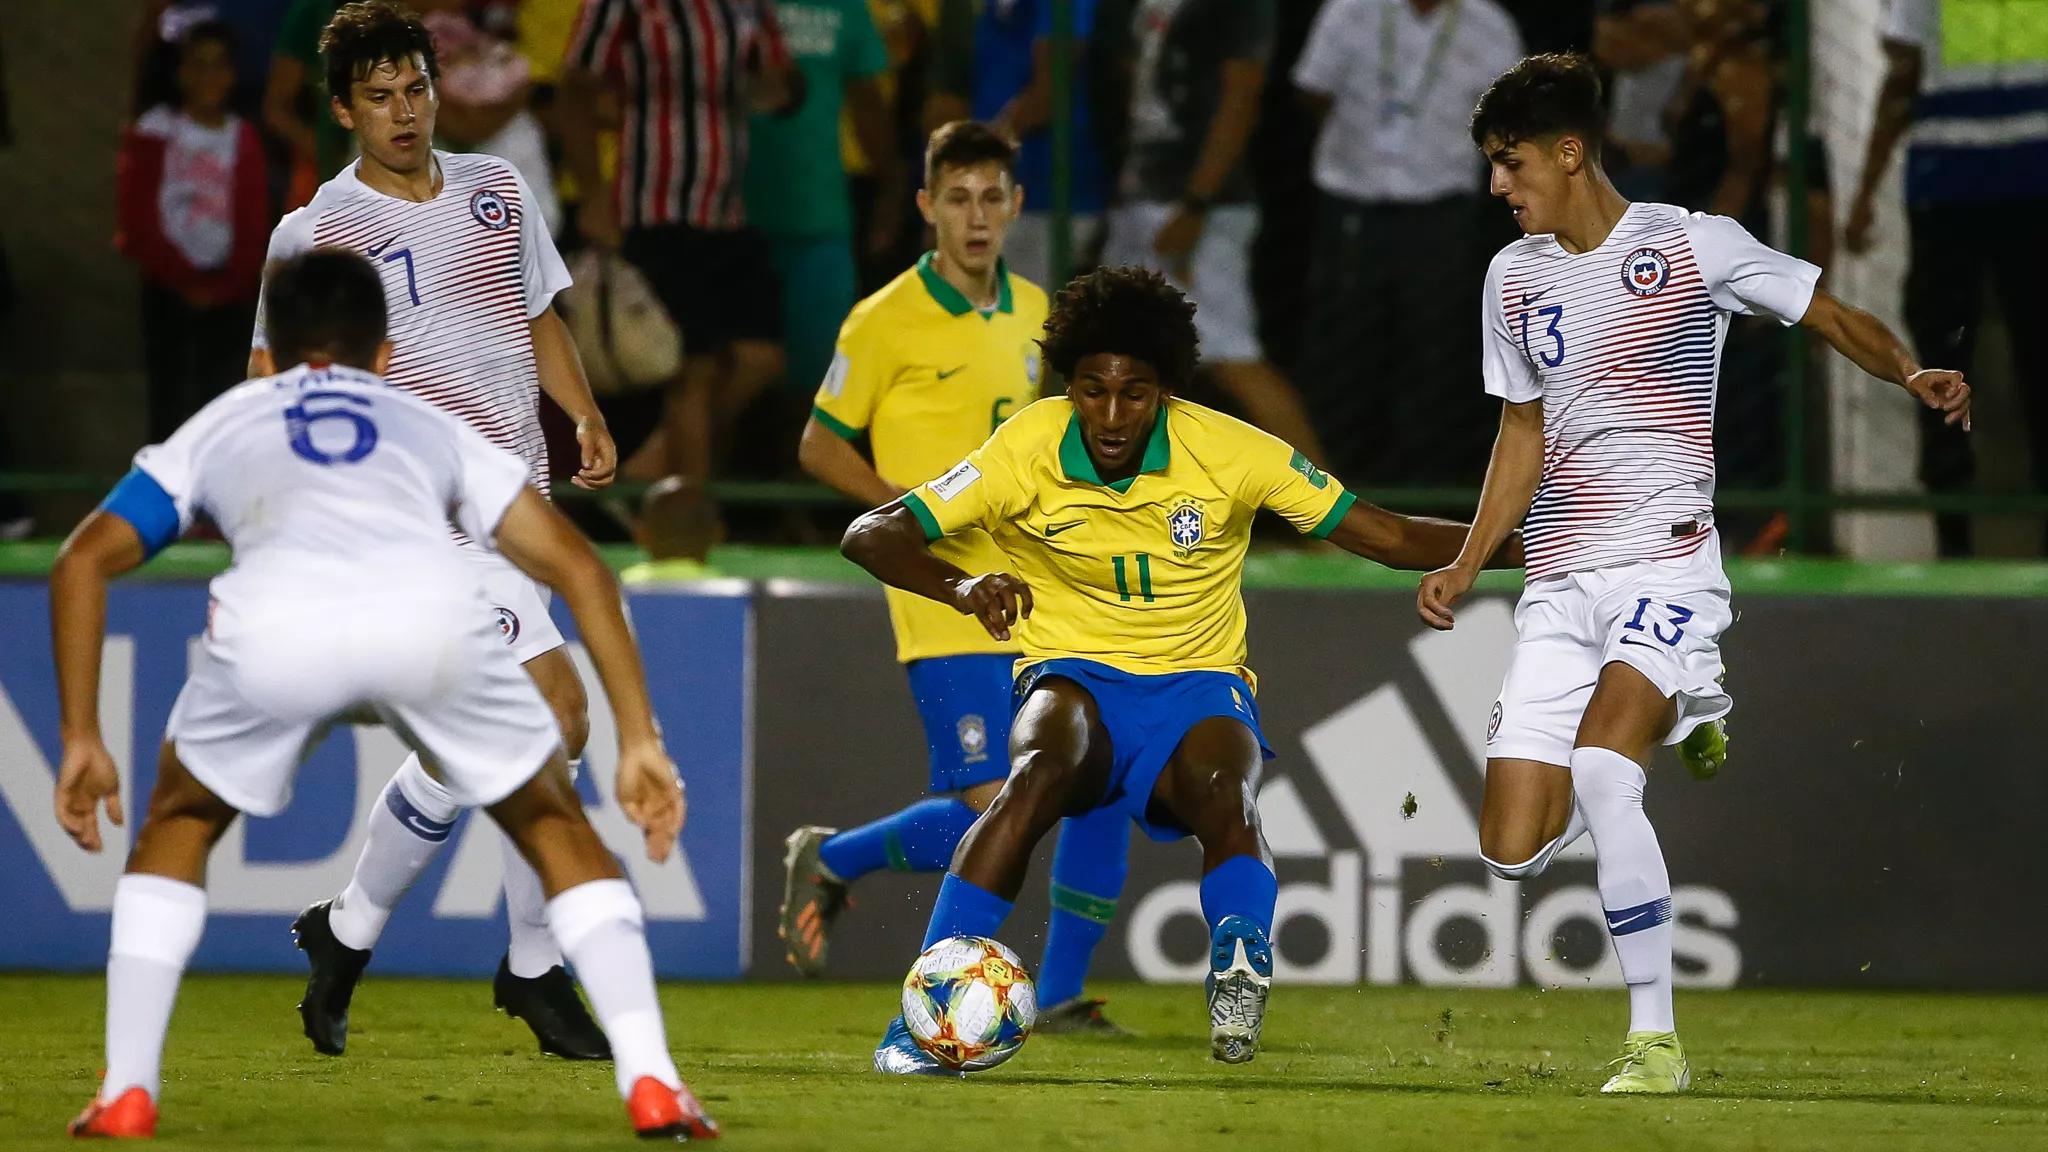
[1571, 745, 1676, 1034]
[330, 756, 459, 951]
[545, 878, 679, 1098]
[499, 827, 564, 978]
[103, 874, 207, 1102]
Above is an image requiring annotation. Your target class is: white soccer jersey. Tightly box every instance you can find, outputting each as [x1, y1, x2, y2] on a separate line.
[1482, 203, 1820, 579]
[135, 362, 530, 611]
[252, 152, 571, 501]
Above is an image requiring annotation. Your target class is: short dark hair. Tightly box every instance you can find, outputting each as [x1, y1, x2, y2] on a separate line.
[1469, 53, 1605, 153]
[178, 18, 239, 61]
[1039, 266, 1200, 390]
[924, 120, 1017, 188]
[262, 248, 390, 368]
[321, 1, 439, 112]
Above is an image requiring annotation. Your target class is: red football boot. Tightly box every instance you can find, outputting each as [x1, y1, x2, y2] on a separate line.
[69, 1087, 157, 1139]
[626, 1076, 720, 1141]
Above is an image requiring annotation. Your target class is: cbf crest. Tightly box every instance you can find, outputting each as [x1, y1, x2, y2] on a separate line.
[957, 714, 989, 764]
[1167, 501, 1205, 557]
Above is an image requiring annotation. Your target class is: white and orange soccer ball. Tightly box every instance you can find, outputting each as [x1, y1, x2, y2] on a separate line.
[900, 936, 1038, 1072]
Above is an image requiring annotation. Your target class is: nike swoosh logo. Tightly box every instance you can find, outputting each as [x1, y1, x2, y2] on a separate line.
[1042, 521, 1084, 537]
[1608, 909, 1654, 931]
[1617, 635, 1662, 650]
[936, 366, 967, 380]
[1520, 289, 1549, 306]
[366, 235, 398, 259]
[400, 813, 451, 841]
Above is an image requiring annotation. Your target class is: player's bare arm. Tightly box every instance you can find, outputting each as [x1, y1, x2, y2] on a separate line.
[1325, 501, 1523, 577]
[48, 511, 150, 852]
[1799, 288, 1970, 430]
[1419, 397, 1544, 631]
[530, 307, 618, 489]
[797, 416, 905, 508]
[841, 501, 1031, 641]
[493, 489, 680, 860]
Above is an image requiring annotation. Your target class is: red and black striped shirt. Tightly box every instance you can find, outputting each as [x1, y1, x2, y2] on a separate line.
[566, 0, 791, 230]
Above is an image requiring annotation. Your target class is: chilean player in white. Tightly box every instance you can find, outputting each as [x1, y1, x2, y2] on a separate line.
[1418, 55, 1971, 1094]
[54, 249, 716, 1140]
[245, 3, 620, 1059]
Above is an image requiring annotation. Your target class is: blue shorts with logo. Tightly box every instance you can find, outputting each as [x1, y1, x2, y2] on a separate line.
[1015, 659, 1274, 842]
[906, 654, 1017, 793]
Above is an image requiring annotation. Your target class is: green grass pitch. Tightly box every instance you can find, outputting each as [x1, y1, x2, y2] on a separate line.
[1, 975, 2041, 1150]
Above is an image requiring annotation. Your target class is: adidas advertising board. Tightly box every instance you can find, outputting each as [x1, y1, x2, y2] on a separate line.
[0, 583, 751, 978]
[753, 585, 2048, 990]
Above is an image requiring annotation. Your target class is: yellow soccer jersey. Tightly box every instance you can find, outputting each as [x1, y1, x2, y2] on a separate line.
[901, 397, 1356, 686]
[813, 253, 1049, 662]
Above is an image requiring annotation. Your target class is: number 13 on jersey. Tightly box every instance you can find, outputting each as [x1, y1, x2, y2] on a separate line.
[1518, 303, 1564, 368]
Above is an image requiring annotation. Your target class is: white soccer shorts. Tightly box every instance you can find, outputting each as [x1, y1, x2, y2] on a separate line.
[1487, 531, 1734, 767]
[1103, 201, 1264, 364]
[167, 585, 564, 817]
[473, 548, 565, 664]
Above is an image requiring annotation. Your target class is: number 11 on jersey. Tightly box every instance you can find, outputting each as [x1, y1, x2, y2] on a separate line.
[1112, 554, 1155, 603]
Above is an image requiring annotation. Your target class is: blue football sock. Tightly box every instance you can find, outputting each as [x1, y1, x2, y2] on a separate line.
[1036, 808, 1130, 1007]
[1198, 855, 1278, 939]
[920, 873, 1014, 950]
[818, 797, 981, 882]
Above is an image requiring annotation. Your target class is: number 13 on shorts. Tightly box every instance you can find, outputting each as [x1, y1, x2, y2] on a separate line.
[1622, 598, 1694, 646]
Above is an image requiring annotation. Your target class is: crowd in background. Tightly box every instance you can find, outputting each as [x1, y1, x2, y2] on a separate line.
[85, 0, 2048, 553]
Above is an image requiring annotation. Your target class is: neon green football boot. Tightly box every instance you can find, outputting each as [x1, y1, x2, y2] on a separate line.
[1600, 1030, 1691, 1094]
[1678, 718, 1727, 780]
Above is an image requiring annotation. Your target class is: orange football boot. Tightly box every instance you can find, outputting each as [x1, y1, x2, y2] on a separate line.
[69, 1087, 157, 1139]
[626, 1076, 720, 1141]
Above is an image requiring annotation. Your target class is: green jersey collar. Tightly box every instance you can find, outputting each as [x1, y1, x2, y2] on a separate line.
[916, 251, 1014, 316]
[1059, 404, 1171, 493]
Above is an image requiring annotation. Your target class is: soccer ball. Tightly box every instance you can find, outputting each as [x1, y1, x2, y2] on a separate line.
[900, 936, 1037, 1071]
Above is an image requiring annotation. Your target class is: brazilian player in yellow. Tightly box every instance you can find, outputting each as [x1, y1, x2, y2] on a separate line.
[846, 267, 1521, 1071]
[780, 122, 1135, 1035]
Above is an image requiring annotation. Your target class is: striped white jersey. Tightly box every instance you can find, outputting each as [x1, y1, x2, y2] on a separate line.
[252, 152, 571, 509]
[1482, 202, 1819, 579]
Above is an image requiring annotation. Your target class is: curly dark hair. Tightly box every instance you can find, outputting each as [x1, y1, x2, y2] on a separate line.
[321, 1, 439, 112]
[1039, 266, 1200, 390]
[1469, 52, 1605, 153]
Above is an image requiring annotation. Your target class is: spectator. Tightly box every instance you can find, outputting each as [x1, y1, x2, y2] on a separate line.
[846, 0, 938, 292]
[746, 0, 901, 399]
[132, 0, 284, 119]
[424, 6, 562, 234]
[1664, 0, 1773, 227]
[1663, 0, 1786, 527]
[1094, 0, 1327, 465]
[1849, 0, 2048, 556]
[929, 0, 1114, 289]
[1290, 0, 1522, 484]
[263, 0, 351, 203]
[1593, 0, 1690, 201]
[115, 19, 268, 443]
[560, 0, 804, 500]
